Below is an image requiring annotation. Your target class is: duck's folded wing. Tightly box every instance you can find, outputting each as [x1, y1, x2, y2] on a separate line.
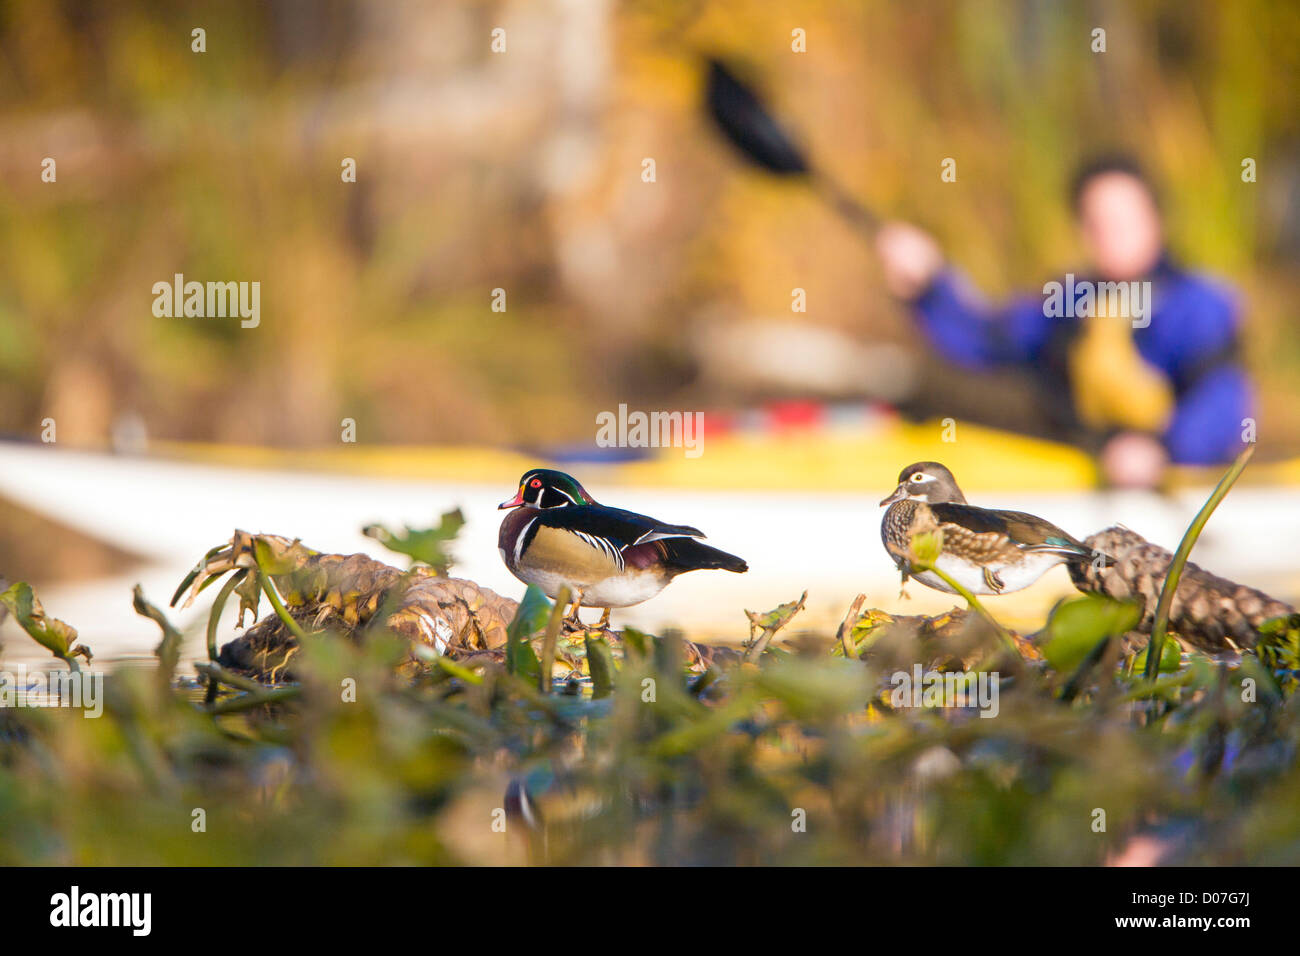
[930, 503, 1089, 559]
[533, 505, 704, 564]
[992, 509, 1090, 557]
[543, 506, 702, 545]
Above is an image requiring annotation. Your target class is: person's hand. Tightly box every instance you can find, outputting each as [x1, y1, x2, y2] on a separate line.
[875, 222, 944, 299]
[1100, 431, 1168, 489]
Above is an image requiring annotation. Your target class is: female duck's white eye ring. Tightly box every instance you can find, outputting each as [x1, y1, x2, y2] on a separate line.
[910, 473, 925, 482]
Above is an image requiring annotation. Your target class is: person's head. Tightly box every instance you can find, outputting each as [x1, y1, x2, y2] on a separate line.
[1070, 156, 1163, 281]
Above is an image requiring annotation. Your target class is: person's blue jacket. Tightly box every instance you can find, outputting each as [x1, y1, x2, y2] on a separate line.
[911, 256, 1252, 465]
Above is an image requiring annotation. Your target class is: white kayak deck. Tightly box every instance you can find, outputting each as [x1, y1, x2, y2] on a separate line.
[1, 443, 1296, 666]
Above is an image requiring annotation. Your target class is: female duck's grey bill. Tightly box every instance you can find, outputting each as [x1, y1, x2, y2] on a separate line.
[880, 485, 908, 507]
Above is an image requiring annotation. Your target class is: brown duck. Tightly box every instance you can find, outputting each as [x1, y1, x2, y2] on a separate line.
[880, 461, 1096, 595]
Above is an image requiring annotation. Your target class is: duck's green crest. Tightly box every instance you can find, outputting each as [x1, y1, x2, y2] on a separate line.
[499, 469, 596, 510]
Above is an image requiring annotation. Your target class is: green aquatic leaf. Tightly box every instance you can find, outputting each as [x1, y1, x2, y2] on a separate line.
[0, 581, 91, 666]
[1257, 613, 1300, 689]
[170, 543, 225, 607]
[363, 508, 466, 575]
[585, 634, 615, 699]
[505, 584, 548, 677]
[909, 528, 944, 568]
[1042, 594, 1140, 673]
[1132, 638, 1184, 675]
[743, 592, 808, 661]
[620, 627, 653, 659]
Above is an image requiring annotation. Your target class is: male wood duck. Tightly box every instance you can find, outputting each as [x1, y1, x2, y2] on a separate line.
[880, 461, 1096, 595]
[498, 469, 748, 627]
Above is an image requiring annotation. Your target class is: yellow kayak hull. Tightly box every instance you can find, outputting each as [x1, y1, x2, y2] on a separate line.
[152, 419, 1291, 493]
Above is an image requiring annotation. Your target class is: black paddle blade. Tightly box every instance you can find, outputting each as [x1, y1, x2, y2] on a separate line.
[704, 58, 809, 175]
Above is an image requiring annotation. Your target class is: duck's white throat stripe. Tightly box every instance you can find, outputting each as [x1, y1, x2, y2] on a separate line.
[514, 515, 538, 566]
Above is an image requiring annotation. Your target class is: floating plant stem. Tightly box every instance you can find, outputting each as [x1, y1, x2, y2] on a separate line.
[922, 562, 1020, 658]
[202, 570, 249, 703]
[435, 655, 484, 685]
[538, 586, 571, 694]
[206, 571, 246, 663]
[1143, 445, 1255, 681]
[204, 684, 302, 715]
[253, 561, 310, 645]
[836, 594, 866, 658]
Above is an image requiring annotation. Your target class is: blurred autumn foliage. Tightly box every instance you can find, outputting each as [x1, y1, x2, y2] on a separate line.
[1, 0, 1297, 449]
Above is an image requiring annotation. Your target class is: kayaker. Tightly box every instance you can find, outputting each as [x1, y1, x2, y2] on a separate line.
[875, 155, 1253, 488]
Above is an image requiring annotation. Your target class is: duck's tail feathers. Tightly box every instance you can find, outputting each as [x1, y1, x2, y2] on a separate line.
[661, 538, 748, 574]
[1049, 544, 1114, 567]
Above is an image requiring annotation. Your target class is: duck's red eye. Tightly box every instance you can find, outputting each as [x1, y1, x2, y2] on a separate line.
[530, 479, 542, 488]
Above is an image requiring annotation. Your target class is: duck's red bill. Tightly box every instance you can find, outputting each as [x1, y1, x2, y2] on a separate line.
[498, 489, 526, 509]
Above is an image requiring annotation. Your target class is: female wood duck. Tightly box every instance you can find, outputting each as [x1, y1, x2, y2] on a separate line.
[880, 461, 1095, 595]
[498, 469, 748, 627]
